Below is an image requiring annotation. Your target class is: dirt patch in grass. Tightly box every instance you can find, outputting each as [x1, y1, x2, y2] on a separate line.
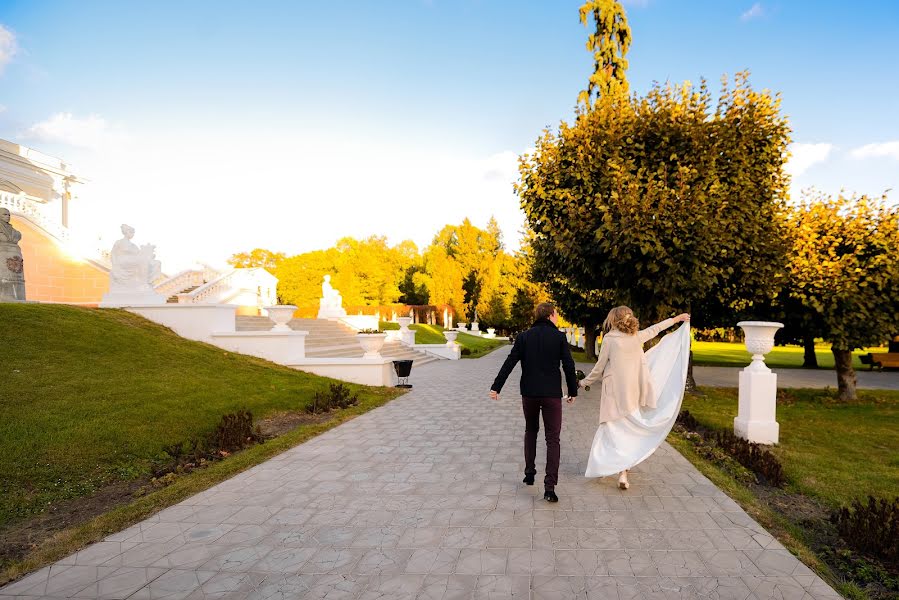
[256, 410, 338, 438]
[0, 479, 147, 569]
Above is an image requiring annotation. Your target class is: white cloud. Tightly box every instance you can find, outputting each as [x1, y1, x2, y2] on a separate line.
[785, 142, 833, 177]
[25, 113, 115, 149]
[740, 3, 764, 21]
[0, 24, 17, 74]
[850, 141, 899, 161]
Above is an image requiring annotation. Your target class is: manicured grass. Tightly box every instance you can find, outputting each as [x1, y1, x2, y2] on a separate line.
[679, 387, 899, 508]
[574, 340, 887, 369]
[0, 304, 401, 530]
[379, 321, 507, 358]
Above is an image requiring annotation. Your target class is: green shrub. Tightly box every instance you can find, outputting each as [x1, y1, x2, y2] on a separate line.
[831, 496, 899, 567]
[307, 383, 360, 414]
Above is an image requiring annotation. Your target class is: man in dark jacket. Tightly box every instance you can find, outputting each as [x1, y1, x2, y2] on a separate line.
[490, 302, 578, 502]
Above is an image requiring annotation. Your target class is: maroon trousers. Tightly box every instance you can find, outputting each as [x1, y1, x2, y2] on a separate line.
[521, 396, 562, 490]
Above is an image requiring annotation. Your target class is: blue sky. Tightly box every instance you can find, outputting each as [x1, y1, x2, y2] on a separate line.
[0, 0, 897, 269]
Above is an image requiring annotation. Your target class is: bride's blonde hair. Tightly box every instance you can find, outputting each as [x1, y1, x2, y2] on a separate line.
[603, 306, 639, 335]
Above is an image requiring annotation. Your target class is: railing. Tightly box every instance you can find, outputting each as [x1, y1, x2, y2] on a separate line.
[1, 190, 111, 269]
[177, 267, 277, 306]
[154, 266, 221, 297]
[0, 190, 70, 243]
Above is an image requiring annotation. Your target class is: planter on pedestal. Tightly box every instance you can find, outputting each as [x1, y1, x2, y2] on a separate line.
[734, 321, 784, 444]
[444, 330, 459, 346]
[470, 321, 480, 332]
[397, 316, 415, 345]
[264, 305, 297, 331]
[484, 328, 496, 339]
[357, 333, 387, 359]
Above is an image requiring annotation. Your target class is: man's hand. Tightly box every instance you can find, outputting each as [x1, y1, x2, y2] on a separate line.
[489, 390, 500, 401]
[566, 395, 576, 404]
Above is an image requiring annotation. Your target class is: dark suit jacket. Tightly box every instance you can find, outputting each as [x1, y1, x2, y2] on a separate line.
[491, 318, 578, 398]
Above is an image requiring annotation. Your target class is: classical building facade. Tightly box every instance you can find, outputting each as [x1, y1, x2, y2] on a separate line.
[0, 139, 109, 304]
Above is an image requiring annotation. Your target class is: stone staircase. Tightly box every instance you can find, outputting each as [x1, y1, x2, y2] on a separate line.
[166, 285, 200, 303]
[235, 316, 441, 366]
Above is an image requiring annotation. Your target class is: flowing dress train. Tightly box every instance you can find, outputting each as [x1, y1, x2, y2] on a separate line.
[584, 324, 691, 477]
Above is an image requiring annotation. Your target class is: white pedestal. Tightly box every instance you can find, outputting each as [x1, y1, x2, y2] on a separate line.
[317, 306, 347, 319]
[100, 291, 166, 307]
[734, 367, 780, 444]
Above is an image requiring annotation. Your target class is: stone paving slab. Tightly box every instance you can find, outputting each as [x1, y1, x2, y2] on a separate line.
[1, 348, 842, 599]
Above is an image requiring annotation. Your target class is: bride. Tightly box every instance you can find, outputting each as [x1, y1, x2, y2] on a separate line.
[580, 306, 691, 489]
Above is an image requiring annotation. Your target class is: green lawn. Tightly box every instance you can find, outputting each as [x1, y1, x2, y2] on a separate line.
[379, 321, 507, 358]
[574, 340, 887, 369]
[0, 304, 400, 529]
[679, 387, 899, 508]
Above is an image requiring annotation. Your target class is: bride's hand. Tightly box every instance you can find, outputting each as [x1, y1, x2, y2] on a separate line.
[675, 313, 690, 323]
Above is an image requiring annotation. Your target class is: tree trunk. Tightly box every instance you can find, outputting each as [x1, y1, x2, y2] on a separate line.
[802, 334, 818, 369]
[831, 347, 857, 401]
[584, 324, 599, 362]
[685, 351, 698, 392]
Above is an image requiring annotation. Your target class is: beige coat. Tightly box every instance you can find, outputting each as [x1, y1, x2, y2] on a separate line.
[581, 318, 676, 423]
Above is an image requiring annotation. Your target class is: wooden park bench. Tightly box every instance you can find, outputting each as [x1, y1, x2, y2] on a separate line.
[861, 352, 899, 371]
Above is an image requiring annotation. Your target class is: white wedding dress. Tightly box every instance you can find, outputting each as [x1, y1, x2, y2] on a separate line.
[584, 324, 691, 477]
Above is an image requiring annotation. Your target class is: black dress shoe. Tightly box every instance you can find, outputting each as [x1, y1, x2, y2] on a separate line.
[544, 490, 558, 503]
[523, 475, 535, 485]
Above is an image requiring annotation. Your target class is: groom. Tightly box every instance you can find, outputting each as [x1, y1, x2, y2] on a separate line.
[490, 302, 578, 502]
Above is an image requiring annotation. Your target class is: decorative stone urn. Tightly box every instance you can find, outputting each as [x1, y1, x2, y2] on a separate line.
[264, 305, 297, 331]
[357, 333, 387, 359]
[734, 321, 784, 444]
[470, 321, 480, 332]
[484, 328, 496, 339]
[456, 322, 467, 332]
[444, 330, 459, 346]
[397, 316, 415, 346]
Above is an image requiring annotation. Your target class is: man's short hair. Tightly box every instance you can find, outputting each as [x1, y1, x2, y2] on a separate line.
[535, 302, 556, 320]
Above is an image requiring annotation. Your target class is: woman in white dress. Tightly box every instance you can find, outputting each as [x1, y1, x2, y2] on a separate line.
[581, 306, 690, 489]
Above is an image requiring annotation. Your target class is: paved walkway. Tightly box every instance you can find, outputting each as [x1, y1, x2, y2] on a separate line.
[2, 349, 841, 599]
[691, 366, 899, 390]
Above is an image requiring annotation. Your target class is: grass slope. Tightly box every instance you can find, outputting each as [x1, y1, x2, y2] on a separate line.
[0, 304, 399, 529]
[680, 387, 899, 508]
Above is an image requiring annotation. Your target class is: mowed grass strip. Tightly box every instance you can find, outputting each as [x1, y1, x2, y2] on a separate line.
[575, 339, 887, 369]
[379, 321, 507, 358]
[0, 304, 400, 528]
[679, 387, 899, 508]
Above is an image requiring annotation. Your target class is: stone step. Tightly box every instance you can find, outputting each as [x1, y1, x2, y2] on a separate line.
[166, 285, 201, 303]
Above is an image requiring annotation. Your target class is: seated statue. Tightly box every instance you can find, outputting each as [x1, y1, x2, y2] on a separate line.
[109, 224, 157, 292]
[317, 274, 346, 318]
[320, 274, 343, 309]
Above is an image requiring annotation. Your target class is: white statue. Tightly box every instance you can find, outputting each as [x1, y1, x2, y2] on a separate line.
[317, 274, 347, 319]
[100, 224, 165, 307]
[0, 207, 26, 302]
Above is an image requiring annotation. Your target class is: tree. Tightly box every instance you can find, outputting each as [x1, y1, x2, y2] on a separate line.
[518, 4, 790, 364]
[398, 265, 430, 305]
[784, 193, 899, 401]
[227, 248, 286, 272]
[578, 0, 631, 106]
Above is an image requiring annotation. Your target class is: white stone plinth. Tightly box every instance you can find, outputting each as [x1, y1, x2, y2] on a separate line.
[456, 322, 467, 332]
[734, 368, 780, 444]
[470, 322, 480, 332]
[124, 303, 237, 343]
[264, 305, 297, 331]
[734, 320, 784, 445]
[444, 330, 458, 346]
[100, 291, 166, 308]
[484, 328, 496, 339]
[317, 306, 347, 319]
[212, 330, 308, 364]
[293, 357, 395, 386]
